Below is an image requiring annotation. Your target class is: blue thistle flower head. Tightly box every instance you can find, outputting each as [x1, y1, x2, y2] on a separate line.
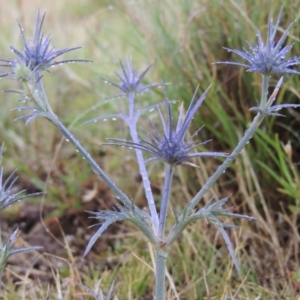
[0, 9, 91, 79]
[99, 59, 159, 95]
[107, 86, 228, 166]
[216, 8, 300, 75]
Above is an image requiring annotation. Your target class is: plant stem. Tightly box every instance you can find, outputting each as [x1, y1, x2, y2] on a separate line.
[187, 74, 271, 213]
[55, 119, 133, 209]
[260, 75, 270, 107]
[158, 164, 174, 238]
[28, 77, 134, 209]
[167, 74, 271, 245]
[187, 112, 264, 212]
[154, 248, 168, 300]
[35, 73, 55, 113]
[127, 92, 159, 231]
[23, 73, 56, 117]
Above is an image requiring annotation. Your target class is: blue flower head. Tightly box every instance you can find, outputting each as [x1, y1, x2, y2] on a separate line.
[107, 87, 228, 166]
[99, 59, 159, 95]
[0, 9, 91, 80]
[216, 8, 300, 75]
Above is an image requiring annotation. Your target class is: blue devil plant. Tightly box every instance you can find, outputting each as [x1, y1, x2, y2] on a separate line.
[0, 8, 299, 299]
[0, 145, 42, 284]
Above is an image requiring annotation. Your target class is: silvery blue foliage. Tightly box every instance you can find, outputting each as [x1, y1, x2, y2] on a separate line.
[0, 145, 43, 211]
[0, 228, 42, 271]
[0, 9, 91, 79]
[217, 9, 300, 117]
[84, 59, 164, 126]
[106, 86, 228, 165]
[0, 145, 42, 283]
[99, 58, 159, 95]
[217, 8, 300, 75]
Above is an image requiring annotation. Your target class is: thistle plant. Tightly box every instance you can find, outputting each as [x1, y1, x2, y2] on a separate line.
[0, 8, 300, 299]
[0, 145, 42, 285]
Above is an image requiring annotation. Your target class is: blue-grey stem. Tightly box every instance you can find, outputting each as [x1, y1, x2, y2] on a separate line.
[27, 77, 134, 208]
[34, 72, 55, 114]
[260, 75, 270, 108]
[154, 248, 168, 300]
[158, 164, 174, 238]
[166, 74, 272, 245]
[186, 75, 271, 213]
[187, 113, 264, 212]
[127, 92, 159, 231]
[55, 120, 133, 208]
